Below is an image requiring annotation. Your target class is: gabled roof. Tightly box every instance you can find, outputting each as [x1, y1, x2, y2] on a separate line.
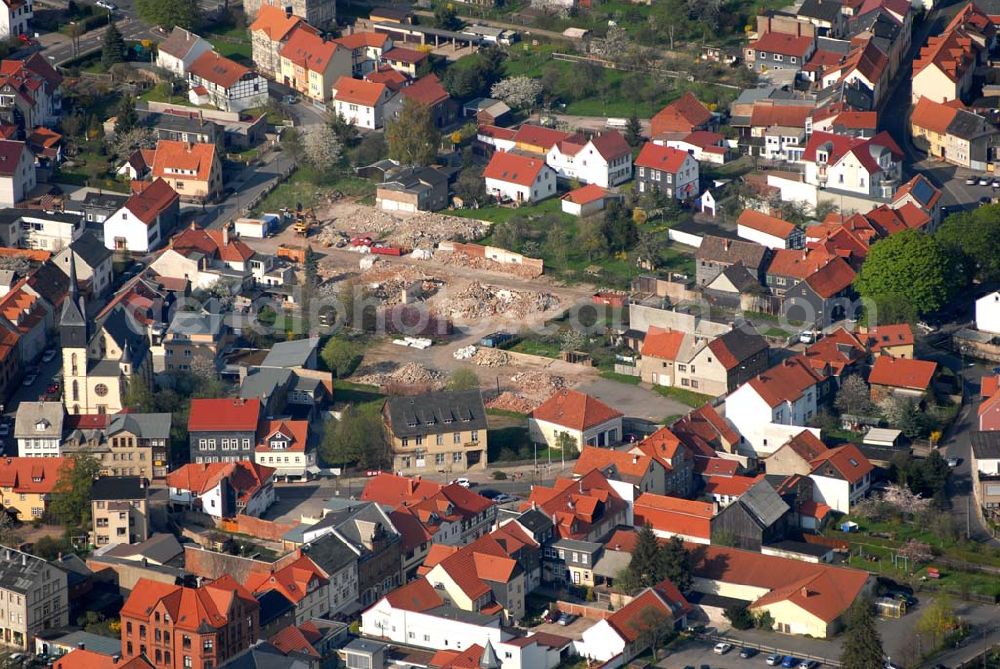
[384, 390, 488, 438]
[707, 326, 770, 371]
[651, 92, 713, 134]
[151, 140, 218, 183]
[703, 474, 763, 498]
[573, 445, 658, 484]
[605, 580, 690, 641]
[738, 209, 797, 240]
[530, 388, 622, 431]
[640, 326, 687, 360]
[744, 357, 825, 407]
[802, 327, 866, 374]
[188, 397, 261, 432]
[257, 419, 308, 452]
[512, 124, 571, 149]
[332, 76, 386, 107]
[280, 24, 343, 72]
[483, 151, 549, 187]
[365, 65, 409, 90]
[779, 429, 830, 462]
[633, 493, 714, 540]
[0, 140, 25, 176]
[810, 443, 873, 484]
[672, 404, 740, 454]
[124, 177, 178, 226]
[383, 46, 429, 64]
[913, 24, 977, 83]
[521, 470, 626, 540]
[171, 223, 255, 263]
[695, 235, 769, 269]
[250, 5, 303, 42]
[121, 576, 259, 632]
[245, 554, 328, 604]
[802, 130, 902, 174]
[911, 96, 959, 134]
[334, 31, 390, 50]
[750, 103, 813, 129]
[635, 143, 691, 172]
[189, 51, 253, 89]
[801, 255, 856, 298]
[166, 461, 275, 504]
[868, 356, 937, 390]
[562, 183, 612, 205]
[157, 27, 209, 59]
[0, 456, 69, 494]
[400, 74, 450, 106]
[767, 246, 838, 280]
[751, 31, 815, 57]
[863, 323, 914, 353]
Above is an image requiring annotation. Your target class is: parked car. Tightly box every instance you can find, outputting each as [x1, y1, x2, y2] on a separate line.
[41, 349, 56, 363]
[96, 0, 116, 10]
[557, 613, 577, 626]
[739, 648, 757, 659]
[799, 330, 816, 344]
[494, 493, 518, 504]
[766, 656, 782, 667]
[451, 478, 471, 488]
[0, 424, 9, 438]
[966, 176, 978, 185]
[799, 661, 819, 669]
[980, 177, 991, 186]
[947, 456, 960, 468]
[713, 643, 732, 655]
[991, 366, 1000, 375]
[782, 657, 798, 669]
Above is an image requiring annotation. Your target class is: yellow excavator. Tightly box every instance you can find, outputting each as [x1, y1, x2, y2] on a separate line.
[293, 208, 316, 237]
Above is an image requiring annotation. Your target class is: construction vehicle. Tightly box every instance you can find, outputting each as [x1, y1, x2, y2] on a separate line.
[293, 208, 316, 237]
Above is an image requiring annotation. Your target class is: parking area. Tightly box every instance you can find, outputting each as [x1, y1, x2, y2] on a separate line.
[531, 616, 595, 641]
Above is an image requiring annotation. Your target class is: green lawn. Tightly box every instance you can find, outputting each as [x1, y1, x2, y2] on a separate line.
[210, 38, 252, 65]
[508, 338, 561, 358]
[251, 166, 376, 214]
[652, 385, 715, 407]
[56, 141, 127, 191]
[334, 380, 385, 404]
[449, 196, 568, 225]
[599, 370, 641, 385]
[139, 85, 198, 106]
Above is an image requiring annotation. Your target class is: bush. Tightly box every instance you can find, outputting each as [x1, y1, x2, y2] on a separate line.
[492, 471, 508, 480]
[724, 604, 754, 630]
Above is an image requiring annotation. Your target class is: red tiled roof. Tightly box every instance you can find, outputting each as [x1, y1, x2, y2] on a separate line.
[121, 576, 258, 632]
[651, 92, 713, 135]
[606, 580, 691, 641]
[249, 5, 302, 41]
[810, 443, 873, 484]
[562, 183, 611, 205]
[588, 130, 631, 160]
[913, 26, 976, 82]
[530, 388, 623, 431]
[384, 46, 429, 64]
[400, 74, 449, 106]
[634, 427, 685, 470]
[334, 31, 390, 50]
[512, 124, 571, 150]
[738, 210, 797, 240]
[188, 397, 261, 432]
[633, 493, 714, 541]
[802, 327, 866, 375]
[365, 65, 409, 91]
[704, 474, 763, 498]
[698, 457, 740, 476]
[189, 51, 252, 89]
[781, 430, 829, 461]
[745, 357, 825, 407]
[171, 224, 255, 264]
[573, 445, 656, 482]
[270, 625, 321, 658]
[802, 131, 902, 174]
[521, 470, 625, 540]
[864, 323, 915, 353]
[893, 174, 942, 210]
[767, 246, 838, 280]
[634, 143, 690, 172]
[385, 577, 444, 612]
[257, 419, 308, 452]
[750, 31, 815, 57]
[688, 543, 870, 622]
[640, 326, 686, 360]
[911, 96, 958, 134]
[125, 177, 178, 227]
[280, 24, 344, 72]
[245, 554, 328, 604]
[483, 151, 548, 187]
[803, 256, 856, 298]
[672, 404, 740, 454]
[0, 456, 70, 494]
[54, 650, 153, 669]
[750, 103, 812, 129]
[333, 76, 386, 106]
[868, 356, 937, 390]
[166, 461, 275, 501]
[982, 375, 1000, 399]
[0, 140, 25, 176]
[151, 140, 218, 183]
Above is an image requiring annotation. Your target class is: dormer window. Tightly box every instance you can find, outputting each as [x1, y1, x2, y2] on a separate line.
[34, 419, 49, 431]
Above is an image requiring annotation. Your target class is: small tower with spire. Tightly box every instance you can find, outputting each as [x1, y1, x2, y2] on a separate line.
[60, 253, 90, 415]
[480, 640, 500, 669]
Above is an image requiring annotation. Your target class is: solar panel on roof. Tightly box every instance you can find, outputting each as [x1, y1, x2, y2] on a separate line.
[911, 179, 934, 204]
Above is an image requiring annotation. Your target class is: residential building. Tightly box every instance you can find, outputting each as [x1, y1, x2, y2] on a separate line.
[149, 222, 259, 291]
[3, 208, 82, 251]
[331, 76, 392, 129]
[972, 431, 1000, 509]
[302, 532, 359, 617]
[650, 92, 715, 136]
[801, 131, 903, 200]
[529, 388, 623, 450]
[0, 456, 67, 520]
[0, 54, 63, 129]
[0, 278, 51, 365]
[255, 419, 315, 481]
[103, 412, 171, 479]
[0, 140, 35, 206]
[521, 470, 628, 541]
[576, 580, 690, 663]
[0, 546, 68, 650]
[60, 259, 153, 416]
[104, 177, 181, 253]
[545, 130, 633, 188]
[160, 310, 228, 374]
[766, 430, 829, 477]
[765, 246, 840, 296]
[90, 476, 150, 546]
[77, 191, 129, 226]
[978, 292, 1000, 334]
[149, 140, 223, 203]
[188, 397, 262, 464]
[633, 493, 714, 543]
[245, 555, 329, 624]
[14, 401, 62, 458]
[782, 256, 858, 326]
[858, 323, 916, 358]
[747, 102, 812, 161]
[382, 390, 488, 473]
[737, 210, 804, 250]
[630, 427, 697, 497]
[867, 356, 937, 402]
[548, 538, 602, 588]
[572, 445, 674, 496]
[0, 0, 31, 40]
[382, 46, 428, 77]
[809, 443, 873, 513]
[911, 16, 980, 103]
[746, 31, 816, 72]
[634, 143, 699, 200]
[482, 151, 557, 204]
[166, 460, 276, 519]
[375, 166, 449, 213]
[800, 327, 867, 381]
[249, 5, 303, 78]
[188, 51, 268, 112]
[279, 25, 352, 103]
[910, 96, 998, 170]
[797, 0, 847, 36]
[560, 184, 622, 217]
[724, 356, 826, 455]
[53, 232, 113, 298]
[155, 27, 214, 77]
[688, 543, 873, 637]
[120, 576, 259, 669]
[244, 0, 336, 28]
[332, 32, 392, 76]
[694, 235, 770, 287]
[661, 131, 731, 164]
[389, 74, 457, 129]
[710, 478, 790, 550]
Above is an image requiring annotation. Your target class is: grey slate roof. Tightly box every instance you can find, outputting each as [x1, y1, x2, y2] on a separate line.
[0, 546, 56, 594]
[593, 548, 632, 578]
[239, 367, 294, 401]
[695, 235, 769, 270]
[384, 389, 487, 438]
[219, 641, 311, 669]
[158, 26, 209, 59]
[303, 532, 359, 575]
[738, 479, 789, 528]
[972, 431, 1000, 460]
[91, 476, 146, 501]
[106, 412, 172, 440]
[167, 310, 224, 336]
[255, 589, 295, 627]
[946, 109, 998, 141]
[65, 231, 112, 270]
[343, 638, 388, 654]
[104, 533, 182, 565]
[797, 0, 842, 22]
[512, 509, 553, 537]
[39, 630, 121, 656]
[713, 325, 770, 365]
[552, 538, 601, 553]
[82, 191, 129, 209]
[14, 401, 63, 439]
[261, 336, 319, 369]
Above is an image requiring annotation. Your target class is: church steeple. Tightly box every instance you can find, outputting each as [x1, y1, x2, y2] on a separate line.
[60, 252, 88, 350]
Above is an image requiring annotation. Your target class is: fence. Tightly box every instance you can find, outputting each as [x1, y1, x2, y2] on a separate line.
[704, 633, 843, 668]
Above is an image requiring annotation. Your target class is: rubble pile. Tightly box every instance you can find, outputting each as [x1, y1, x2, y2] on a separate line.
[313, 203, 488, 248]
[435, 251, 541, 279]
[352, 361, 445, 388]
[485, 391, 536, 414]
[510, 370, 566, 396]
[453, 345, 477, 360]
[439, 282, 560, 320]
[473, 348, 511, 367]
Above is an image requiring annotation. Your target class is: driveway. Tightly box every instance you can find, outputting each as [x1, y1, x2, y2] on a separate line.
[575, 377, 691, 423]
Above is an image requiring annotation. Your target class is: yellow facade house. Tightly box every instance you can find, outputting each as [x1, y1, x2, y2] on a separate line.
[0, 457, 68, 520]
[279, 24, 352, 103]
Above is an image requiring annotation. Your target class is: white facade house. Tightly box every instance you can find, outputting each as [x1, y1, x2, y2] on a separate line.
[187, 51, 269, 113]
[528, 389, 623, 450]
[808, 445, 873, 514]
[635, 143, 700, 200]
[16, 210, 82, 252]
[102, 179, 178, 254]
[483, 152, 557, 204]
[736, 210, 804, 250]
[977, 292, 1000, 335]
[155, 27, 214, 77]
[724, 358, 824, 455]
[801, 131, 902, 200]
[166, 462, 276, 520]
[0, 0, 32, 39]
[545, 130, 633, 188]
[331, 76, 392, 129]
[0, 140, 35, 207]
[14, 402, 63, 458]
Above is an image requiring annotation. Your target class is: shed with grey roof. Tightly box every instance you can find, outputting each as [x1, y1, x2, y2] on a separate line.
[261, 336, 320, 369]
[710, 479, 790, 551]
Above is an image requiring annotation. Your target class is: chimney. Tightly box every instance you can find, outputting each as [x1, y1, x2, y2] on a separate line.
[222, 223, 230, 247]
[285, 5, 292, 17]
[113, 655, 121, 664]
[632, 454, 639, 464]
[21, 553, 26, 566]
[800, 586, 810, 597]
[723, 239, 731, 251]
[77, 643, 85, 650]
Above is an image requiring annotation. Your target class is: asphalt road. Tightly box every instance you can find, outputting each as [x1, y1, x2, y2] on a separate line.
[0, 350, 63, 456]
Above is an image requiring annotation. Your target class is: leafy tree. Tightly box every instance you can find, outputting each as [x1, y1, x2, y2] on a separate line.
[724, 604, 755, 630]
[579, 218, 609, 260]
[300, 124, 342, 175]
[840, 599, 884, 669]
[632, 607, 675, 661]
[114, 94, 138, 135]
[916, 594, 958, 649]
[386, 99, 440, 166]
[627, 524, 663, 589]
[446, 367, 480, 391]
[755, 610, 775, 630]
[280, 127, 303, 163]
[32, 534, 73, 561]
[353, 132, 387, 167]
[329, 111, 360, 147]
[321, 337, 361, 378]
[136, 0, 200, 30]
[834, 374, 875, 417]
[862, 292, 919, 327]
[67, 22, 86, 57]
[491, 219, 524, 252]
[124, 376, 155, 412]
[303, 246, 318, 286]
[454, 167, 487, 207]
[601, 201, 637, 252]
[110, 127, 155, 160]
[625, 113, 643, 147]
[490, 76, 543, 111]
[101, 22, 125, 69]
[854, 230, 960, 317]
[432, 2, 462, 31]
[660, 536, 692, 592]
[319, 403, 389, 469]
[555, 432, 578, 454]
[442, 47, 504, 99]
[49, 455, 102, 529]
[935, 205, 1000, 283]
[635, 230, 665, 269]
